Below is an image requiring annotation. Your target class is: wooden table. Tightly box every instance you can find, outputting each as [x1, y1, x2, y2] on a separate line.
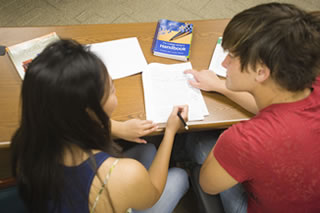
[0, 19, 253, 144]
[0, 20, 254, 179]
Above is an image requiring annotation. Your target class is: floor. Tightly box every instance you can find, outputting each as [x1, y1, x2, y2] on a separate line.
[1, 0, 319, 212]
[0, 0, 319, 27]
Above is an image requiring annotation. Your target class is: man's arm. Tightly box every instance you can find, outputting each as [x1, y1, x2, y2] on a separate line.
[199, 147, 238, 195]
[184, 69, 258, 114]
[219, 86, 258, 114]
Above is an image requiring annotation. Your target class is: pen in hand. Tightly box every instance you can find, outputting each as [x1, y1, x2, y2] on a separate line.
[177, 111, 189, 130]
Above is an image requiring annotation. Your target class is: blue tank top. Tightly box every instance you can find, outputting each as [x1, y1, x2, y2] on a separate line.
[48, 152, 111, 213]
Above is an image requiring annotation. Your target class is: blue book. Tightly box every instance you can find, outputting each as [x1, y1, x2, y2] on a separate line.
[151, 19, 193, 61]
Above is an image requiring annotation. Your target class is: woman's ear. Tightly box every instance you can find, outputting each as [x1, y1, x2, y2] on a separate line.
[255, 64, 270, 83]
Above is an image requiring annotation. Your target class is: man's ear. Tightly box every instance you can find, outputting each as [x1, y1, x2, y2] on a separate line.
[255, 64, 270, 83]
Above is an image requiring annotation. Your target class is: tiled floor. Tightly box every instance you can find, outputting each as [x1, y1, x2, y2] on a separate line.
[0, 0, 319, 26]
[1, 0, 319, 212]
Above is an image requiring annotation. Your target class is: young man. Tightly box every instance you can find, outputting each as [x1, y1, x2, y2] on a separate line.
[185, 3, 320, 213]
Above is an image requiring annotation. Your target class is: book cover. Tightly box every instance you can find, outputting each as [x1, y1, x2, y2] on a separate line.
[151, 19, 193, 61]
[6, 32, 60, 79]
[208, 37, 228, 77]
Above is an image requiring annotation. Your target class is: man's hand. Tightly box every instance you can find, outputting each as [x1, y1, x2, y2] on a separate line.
[184, 69, 226, 93]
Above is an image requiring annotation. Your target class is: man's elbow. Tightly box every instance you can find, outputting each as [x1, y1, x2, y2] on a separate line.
[199, 176, 221, 195]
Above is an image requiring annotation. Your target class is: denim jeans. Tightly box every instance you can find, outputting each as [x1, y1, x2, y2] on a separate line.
[220, 184, 247, 213]
[124, 143, 190, 213]
[124, 143, 157, 169]
[184, 130, 223, 164]
[133, 168, 189, 213]
[183, 130, 248, 213]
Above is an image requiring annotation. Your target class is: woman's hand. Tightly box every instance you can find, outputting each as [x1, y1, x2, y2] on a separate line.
[111, 119, 158, 143]
[165, 105, 189, 134]
[184, 69, 226, 93]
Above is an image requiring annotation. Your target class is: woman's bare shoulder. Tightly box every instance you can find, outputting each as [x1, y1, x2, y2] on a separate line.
[90, 157, 157, 212]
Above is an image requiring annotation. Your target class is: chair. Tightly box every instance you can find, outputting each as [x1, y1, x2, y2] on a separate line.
[190, 164, 225, 213]
[0, 45, 6, 56]
[0, 177, 27, 213]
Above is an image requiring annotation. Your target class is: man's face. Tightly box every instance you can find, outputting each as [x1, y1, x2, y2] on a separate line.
[222, 53, 256, 92]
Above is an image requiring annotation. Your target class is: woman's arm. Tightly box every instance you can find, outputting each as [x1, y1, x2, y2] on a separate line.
[111, 119, 158, 143]
[110, 105, 189, 211]
[92, 106, 188, 212]
[147, 106, 188, 195]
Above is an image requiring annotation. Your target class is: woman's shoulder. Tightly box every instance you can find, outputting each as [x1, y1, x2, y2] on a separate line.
[90, 157, 152, 212]
[90, 149, 150, 185]
[98, 157, 149, 185]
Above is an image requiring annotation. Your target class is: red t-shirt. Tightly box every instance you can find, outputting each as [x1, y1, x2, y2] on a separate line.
[214, 77, 320, 213]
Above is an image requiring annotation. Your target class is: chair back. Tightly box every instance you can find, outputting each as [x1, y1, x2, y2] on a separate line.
[0, 142, 27, 213]
[0, 177, 27, 213]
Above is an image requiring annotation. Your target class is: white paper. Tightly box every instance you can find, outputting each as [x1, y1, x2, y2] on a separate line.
[89, 37, 148, 80]
[142, 62, 209, 123]
[208, 37, 228, 77]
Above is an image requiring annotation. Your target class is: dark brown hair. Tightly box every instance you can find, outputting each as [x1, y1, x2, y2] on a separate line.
[222, 3, 320, 91]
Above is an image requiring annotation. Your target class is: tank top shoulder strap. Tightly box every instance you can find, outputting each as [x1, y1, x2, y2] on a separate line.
[93, 152, 111, 168]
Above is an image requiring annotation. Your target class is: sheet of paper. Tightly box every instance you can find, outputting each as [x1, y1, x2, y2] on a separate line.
[89, 37, 148, 80]
[142, 62, 209, 123]
[208, 37, 228, 77]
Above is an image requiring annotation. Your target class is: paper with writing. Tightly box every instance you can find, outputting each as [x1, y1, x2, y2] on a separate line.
[142, 62, 209, 123]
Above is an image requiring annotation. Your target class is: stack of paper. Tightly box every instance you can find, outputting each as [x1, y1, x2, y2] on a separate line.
[142, 62, 209, 123]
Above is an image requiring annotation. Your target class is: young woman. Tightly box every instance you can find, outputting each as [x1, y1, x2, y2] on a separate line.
[11, 39, 189, 213]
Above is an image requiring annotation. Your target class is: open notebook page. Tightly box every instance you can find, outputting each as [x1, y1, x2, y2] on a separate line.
[142, 62, 209, 123]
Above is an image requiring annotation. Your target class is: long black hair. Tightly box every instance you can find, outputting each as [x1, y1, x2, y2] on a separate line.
[11, 39, 117, 213]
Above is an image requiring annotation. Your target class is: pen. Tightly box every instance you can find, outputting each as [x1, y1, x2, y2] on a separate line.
[169, 31, 191, 41]
[177, 111, 189, 130]
[169, 24, 193, 41]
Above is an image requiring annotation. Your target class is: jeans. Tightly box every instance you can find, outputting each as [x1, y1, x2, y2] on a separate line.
[184, 130, 223, 164]
[133, 168, 189, 213]
[220, 184, 247, 213]
[124, 143, 190, 213]
[183, 130, 248, 213]
[124, 143, 157, 169]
